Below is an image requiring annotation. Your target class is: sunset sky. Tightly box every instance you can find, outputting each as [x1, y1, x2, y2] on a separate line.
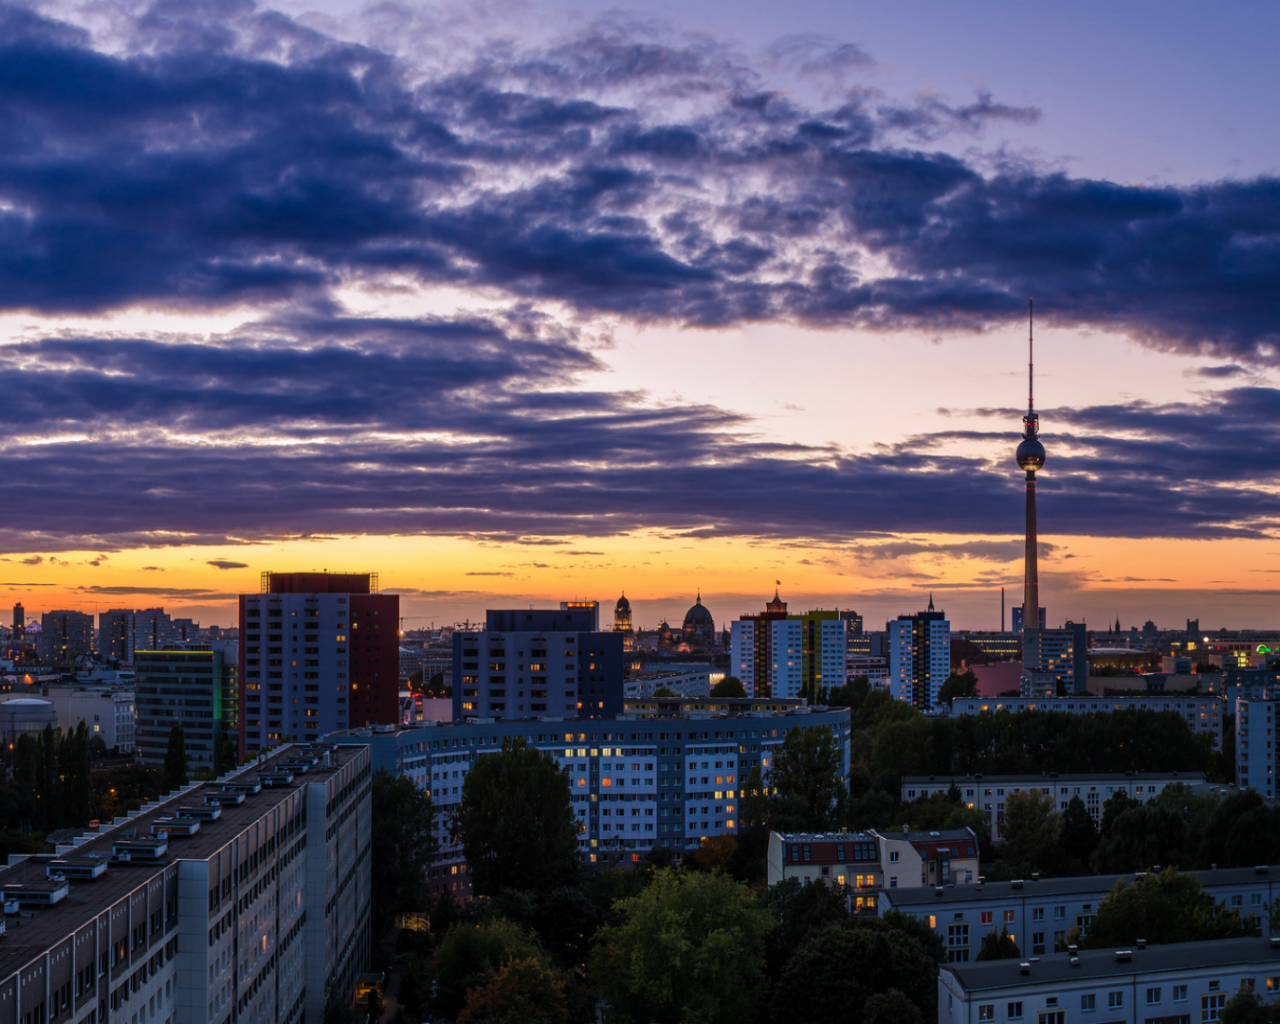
[2, 0, 1278, 631]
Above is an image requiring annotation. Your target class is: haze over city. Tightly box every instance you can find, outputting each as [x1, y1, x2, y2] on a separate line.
[2, 0, 1279, 632]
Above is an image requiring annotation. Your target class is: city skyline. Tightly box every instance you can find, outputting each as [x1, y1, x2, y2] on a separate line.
[1, 1, 1278, 630]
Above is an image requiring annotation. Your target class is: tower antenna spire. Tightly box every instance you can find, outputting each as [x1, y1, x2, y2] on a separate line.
[1029, 297, 1034, 412]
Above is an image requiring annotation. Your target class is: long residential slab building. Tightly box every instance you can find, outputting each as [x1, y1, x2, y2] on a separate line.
[0, 742, 371, 1024]
[901, 771, 1210, 841]
[884, 864, 1280, 964]
[941, 935, 1280, 1024]
[950, 694, 1227, 750]
[340, 699, 852, 899]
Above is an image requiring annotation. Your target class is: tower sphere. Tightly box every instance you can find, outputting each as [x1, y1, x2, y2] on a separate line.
[1016, 436, 1046, 472]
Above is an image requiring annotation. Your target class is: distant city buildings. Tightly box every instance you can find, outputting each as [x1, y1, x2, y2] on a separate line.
[453, 603, 623, 720]
[613, 593, 635, 652]
[38, 610, 93, 665]
[888, 598, 951, 710]
[239, 571, 399, 756]
[1011, 604, 1047, 632]
[136, 642, 238, 773]
[728, 593, 846, 699]
[41, 681, 137, 751]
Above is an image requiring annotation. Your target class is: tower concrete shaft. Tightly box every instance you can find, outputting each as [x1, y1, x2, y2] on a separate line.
[1015, 299, 1046, 670]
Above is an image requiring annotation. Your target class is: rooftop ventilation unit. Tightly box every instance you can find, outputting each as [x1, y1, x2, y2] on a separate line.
[1, 880, 69, 906]
[1115, 950, 1132, 962]
[47, 854, 108, 881]
[1011, 880, 1024, 889]
[1019, 962, 1030, 975]
[223, 781, 263, 796]
[206, 791, 244, 807]
[151, 818, 200, 838]
[176, 805, 222, 822]
[112, 837, 168, 862]
[260, 771, 294, 788]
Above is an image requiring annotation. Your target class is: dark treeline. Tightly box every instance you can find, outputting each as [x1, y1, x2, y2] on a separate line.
[832, 685, 1223, 838]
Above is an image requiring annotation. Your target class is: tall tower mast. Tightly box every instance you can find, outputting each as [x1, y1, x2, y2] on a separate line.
[1016, 299, 1047, 678]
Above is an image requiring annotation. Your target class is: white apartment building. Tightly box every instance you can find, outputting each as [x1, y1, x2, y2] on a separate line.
[873, 827, 981, 889]
[729, 616, 845, 700]
[901, 771, 1206, 842]
[41, 684, 136, 751]
[884, 865, 1280, 962]
[0, 742, 370, 1024]
[1237, 697, 1277, 799]
[940, 936, 1280, 1024]
[889, 608, 951, 710]
[953, 695, 1226, 750]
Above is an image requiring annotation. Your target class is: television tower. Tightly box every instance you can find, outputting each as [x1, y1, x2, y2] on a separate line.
[1016, 299, 1047, 672]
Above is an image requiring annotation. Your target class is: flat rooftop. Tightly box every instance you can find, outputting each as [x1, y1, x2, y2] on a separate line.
[902, 772, 1206, 784]
[885, 865, 1280, 907]
[0, 744, 365, 976]
[945, 936, 1280, 991]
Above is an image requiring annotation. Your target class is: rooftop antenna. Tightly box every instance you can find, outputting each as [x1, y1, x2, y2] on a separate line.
[1028, 297, 1034, 413]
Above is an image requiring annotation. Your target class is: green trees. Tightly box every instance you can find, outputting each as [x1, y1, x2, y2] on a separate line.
[433, 919, 549, 1021]
[454, 738, 581, 897]
[936, 670, 978, 707]
[768, 922, 938, 1024]
[768, 726, 843, 831]
[590, 869, 773, 1024]
[1222, 990, 1280, 1023]
[999, 791, 1061, 871]
[456, 957, 569, 1024]
[1060, 795, 1099, 868]
[710, 676, 746, 698]
[1080, 868, 1253, 948]
[370, 768, 438, 938]
[976, 927, 1021, 960]
[162, 724, 187, 791]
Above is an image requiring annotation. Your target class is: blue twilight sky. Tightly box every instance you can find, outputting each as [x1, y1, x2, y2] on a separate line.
[0, 0, 1278, 629]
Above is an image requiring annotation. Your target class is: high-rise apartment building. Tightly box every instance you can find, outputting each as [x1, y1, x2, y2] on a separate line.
[1011, 605, 1047, 632]
[39, 610, 94, 665]
[98, 609, 134, 662]
[1237, 697, 1276, 799]
[731, 604, 848, 700]
[136, 643, 238, 772]
[728, 590, 791, 698]
[12, 602, 24, 642]
[888, 600, 951, 709]
[0, 742, 371, 1024]
[238, 572, 398, 756]
[452, 605, 624, 720]
[1020, 621, 1088, 697]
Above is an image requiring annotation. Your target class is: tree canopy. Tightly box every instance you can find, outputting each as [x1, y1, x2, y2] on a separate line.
[710, 676, 746, 698]
[370, 768, 438, 938]
[769, 921, 938, 1024]
[976, 927, 1021, 961]
[454, 737, 582, 897]
[1080, 868, 1253, 949]
[768, 726, 843, 832]
[590, 868, 773, 1024]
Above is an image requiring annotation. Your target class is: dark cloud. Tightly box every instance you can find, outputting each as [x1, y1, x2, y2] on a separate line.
[0, 2, 1277, 555]
[75, 585, 235, 596]
[0, 2, 1272, 357]
[0, 314, 1272, 550]
[1194, 365, 1248, 378]
[207, 559, 250, 570]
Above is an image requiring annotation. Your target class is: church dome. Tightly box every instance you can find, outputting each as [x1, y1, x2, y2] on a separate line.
[616, 594, 631, 613]
[683, 594, 714, 628]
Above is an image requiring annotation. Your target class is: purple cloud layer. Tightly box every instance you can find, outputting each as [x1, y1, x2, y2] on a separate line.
[0, 2, 1276, 550]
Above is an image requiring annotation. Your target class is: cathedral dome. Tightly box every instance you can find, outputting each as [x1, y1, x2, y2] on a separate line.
[616, 594, 631, 613]
[683, 594, 713, 628]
